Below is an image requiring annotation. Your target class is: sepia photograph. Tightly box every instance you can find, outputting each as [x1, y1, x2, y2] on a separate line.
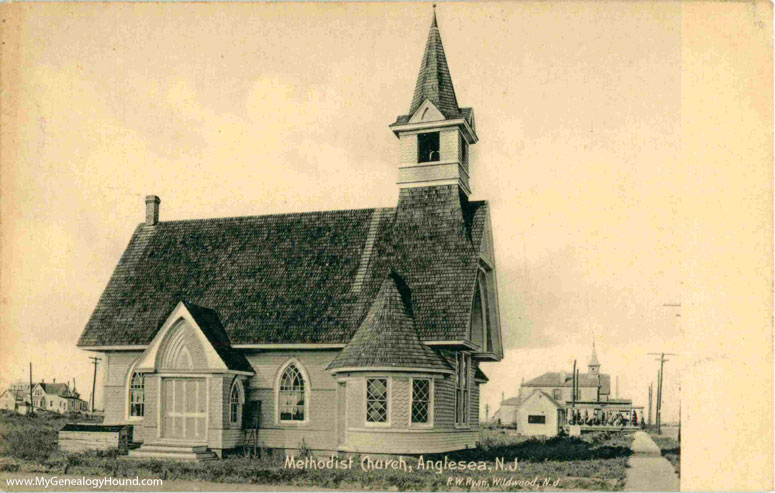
[0, 2, 771, 491]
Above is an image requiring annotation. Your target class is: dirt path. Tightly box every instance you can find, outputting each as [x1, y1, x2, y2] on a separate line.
[623, 431, 679, 492]
[1, 472, 337, 492]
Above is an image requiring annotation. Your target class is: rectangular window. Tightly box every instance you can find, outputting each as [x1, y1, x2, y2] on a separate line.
[455, 353, 471, 425]
[411, 379, 431, 424]
[528, 415, 546, 424]
[417, 132, 440, 163]
[366, 378, 388, 423]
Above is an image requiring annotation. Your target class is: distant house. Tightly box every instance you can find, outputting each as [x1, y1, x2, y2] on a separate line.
[491, 395, 521, 427]
[519, 343, 610, 403]
[0, 389, 29, 413]
[76, 10, 504, 460]
[31, 382, 88, 413]
[495, 343, 642, 436]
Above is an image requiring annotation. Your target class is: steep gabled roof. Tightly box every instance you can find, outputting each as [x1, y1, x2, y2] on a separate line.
[327, 272, 451, 372]
[38, 383, 70, 397]
[182, 302, 253, 372]
[78, 199, 491, 347]
[534, 390, 562, 408]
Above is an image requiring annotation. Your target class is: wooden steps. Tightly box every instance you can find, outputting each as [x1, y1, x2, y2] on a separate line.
[126, 442, 216, 461]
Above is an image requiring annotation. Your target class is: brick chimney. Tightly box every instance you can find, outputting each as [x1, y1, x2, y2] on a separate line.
[145, 195, 161, 226]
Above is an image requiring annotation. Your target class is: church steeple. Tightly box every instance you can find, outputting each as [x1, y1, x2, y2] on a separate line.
[408, 6, 460, 120]
[588, 340, 601, 374]
[390, 8, 478, 197]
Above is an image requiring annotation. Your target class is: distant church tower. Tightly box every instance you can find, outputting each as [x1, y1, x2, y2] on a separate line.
[588, 341, 601, 375]
[390, 8, 478, 198]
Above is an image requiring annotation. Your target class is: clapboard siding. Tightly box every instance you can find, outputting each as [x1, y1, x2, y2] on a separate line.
[244, 350, 338, 391]
[344, 429, 477, 454]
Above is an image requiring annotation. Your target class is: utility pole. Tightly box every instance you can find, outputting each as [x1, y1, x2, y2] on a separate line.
[648, 352, 677, 435]
[572, 360, 577, 407]
[89, 356, 101, 413]
[28, 362, 33, 414]
[648, 382, 653, 426]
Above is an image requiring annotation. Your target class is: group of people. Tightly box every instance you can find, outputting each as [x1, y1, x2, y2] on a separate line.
[567, 408, 640, 427]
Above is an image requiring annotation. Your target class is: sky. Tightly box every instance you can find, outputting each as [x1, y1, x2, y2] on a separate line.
[0, 1, 763, 429]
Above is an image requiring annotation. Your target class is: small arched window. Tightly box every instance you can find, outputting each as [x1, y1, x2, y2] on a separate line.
[230, 380, 243, 425]
[279, 363, 306, 422]
[129, 373, 145, 417]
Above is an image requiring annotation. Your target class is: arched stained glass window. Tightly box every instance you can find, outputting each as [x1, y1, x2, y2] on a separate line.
[279, 364, 306, 422]
[129, 373, 144, 417]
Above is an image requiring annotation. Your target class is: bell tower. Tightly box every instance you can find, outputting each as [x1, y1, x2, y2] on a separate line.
[389, 8, 478, 197]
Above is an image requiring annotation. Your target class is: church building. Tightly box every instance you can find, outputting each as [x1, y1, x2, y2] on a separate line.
[78, 11, 503, 460]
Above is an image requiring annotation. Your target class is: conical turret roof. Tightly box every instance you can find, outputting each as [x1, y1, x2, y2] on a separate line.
[327, 271, 451, 372]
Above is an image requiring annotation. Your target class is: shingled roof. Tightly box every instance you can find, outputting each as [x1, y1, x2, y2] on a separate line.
[183, 302, 253, 372]
[78, 195, 490, 347]
[327, 272, 451, 372]
[393, 11, 473, 126]
[38, 383, 71, 397]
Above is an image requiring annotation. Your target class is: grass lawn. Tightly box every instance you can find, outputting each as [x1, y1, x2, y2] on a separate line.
[0, 412, 635, 491]
[645, 430, 680, 477]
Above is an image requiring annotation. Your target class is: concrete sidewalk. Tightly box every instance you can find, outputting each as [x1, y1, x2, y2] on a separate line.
[624, 431, 680, 492]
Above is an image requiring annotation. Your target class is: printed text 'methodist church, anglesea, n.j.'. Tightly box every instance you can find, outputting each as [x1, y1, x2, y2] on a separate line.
[77, 11, 505, 460]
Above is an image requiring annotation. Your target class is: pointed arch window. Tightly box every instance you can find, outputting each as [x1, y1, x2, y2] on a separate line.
[230, 380, 243, 425]
[279, 363, 306, 422]
[129, 372, 145, 418]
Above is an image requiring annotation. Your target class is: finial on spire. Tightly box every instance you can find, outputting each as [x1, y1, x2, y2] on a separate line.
[432, 4, 438, 28]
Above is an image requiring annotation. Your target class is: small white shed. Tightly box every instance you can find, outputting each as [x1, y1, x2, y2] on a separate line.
[516, 390, 564, 437]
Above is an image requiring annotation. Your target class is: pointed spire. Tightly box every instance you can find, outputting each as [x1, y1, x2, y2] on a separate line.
[408, 7, 460, 119]
[589, 339, 600, 367]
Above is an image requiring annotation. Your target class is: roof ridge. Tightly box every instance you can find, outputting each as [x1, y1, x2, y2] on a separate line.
[145, 206, 396, 226]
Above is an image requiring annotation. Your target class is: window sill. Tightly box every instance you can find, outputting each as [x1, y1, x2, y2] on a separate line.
[364, 421, 392, 428]
[276, 421, 310, 427]
[408, 423, 433, 429]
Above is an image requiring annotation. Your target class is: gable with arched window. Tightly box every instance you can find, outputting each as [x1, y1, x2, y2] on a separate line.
[276, 360, 308, 424]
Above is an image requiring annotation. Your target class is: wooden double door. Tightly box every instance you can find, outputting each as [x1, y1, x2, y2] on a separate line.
[160, 377, 208, 441]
